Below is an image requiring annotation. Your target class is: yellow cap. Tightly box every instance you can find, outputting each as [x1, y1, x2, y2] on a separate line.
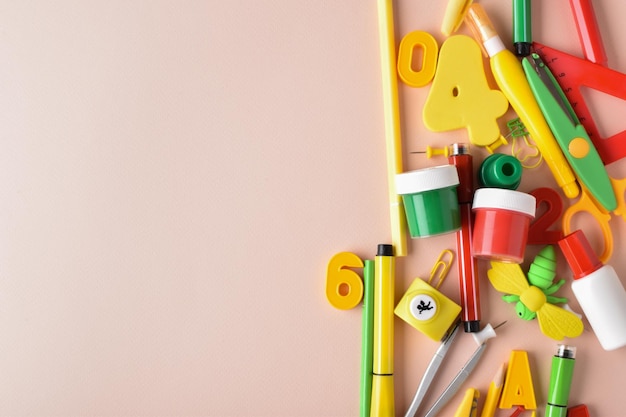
[441, 0, 473, 36]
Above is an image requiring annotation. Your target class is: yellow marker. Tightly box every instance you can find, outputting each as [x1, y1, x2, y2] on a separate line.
[480, 363, 505, 417]
[377, 0, 408, 257]
[465, 4, 579, 200]
[370, 244, 395, 416]
[499, 350, 537, 410]
[454, 388, 479, 417]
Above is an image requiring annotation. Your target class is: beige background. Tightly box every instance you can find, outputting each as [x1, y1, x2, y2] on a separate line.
[1, 0, 625, 415]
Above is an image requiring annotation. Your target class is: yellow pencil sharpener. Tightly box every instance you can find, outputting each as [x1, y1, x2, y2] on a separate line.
[395, 277, 461, 341]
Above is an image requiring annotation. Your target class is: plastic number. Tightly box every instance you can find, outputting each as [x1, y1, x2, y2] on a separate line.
[527, 187, 565, 245]
[326, 252, 364, 310]
[422, 35, 508, 147]
[397, 30, 438, 88]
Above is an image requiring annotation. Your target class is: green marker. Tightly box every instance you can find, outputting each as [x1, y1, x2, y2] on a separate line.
[545, 345, 576, 417]
[360, 260, 375, 417]
[513, 0, 532, 56]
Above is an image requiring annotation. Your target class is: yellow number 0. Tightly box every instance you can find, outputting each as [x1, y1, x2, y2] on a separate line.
[326, 252, 364, 310]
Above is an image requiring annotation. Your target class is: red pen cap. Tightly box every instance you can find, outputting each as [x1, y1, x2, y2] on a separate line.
[567, 404, 590, 417]
[558, 230, 603, 279]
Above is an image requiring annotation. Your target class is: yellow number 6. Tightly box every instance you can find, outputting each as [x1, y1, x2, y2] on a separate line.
[326, 252, 364, 310]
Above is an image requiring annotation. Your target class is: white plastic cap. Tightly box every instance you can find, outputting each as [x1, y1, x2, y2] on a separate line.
[395, 165, 460, 195]
[472, 323, 497, 345]
[472, 188, 536, 218]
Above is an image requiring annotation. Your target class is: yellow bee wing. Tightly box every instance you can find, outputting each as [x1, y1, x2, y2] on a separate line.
[536, 303, 584, 340]
[487, 261, 530, 296]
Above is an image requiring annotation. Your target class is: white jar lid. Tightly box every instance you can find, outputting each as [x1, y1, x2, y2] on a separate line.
[395, 165, 459, 195]
[472, 188, 536, 217]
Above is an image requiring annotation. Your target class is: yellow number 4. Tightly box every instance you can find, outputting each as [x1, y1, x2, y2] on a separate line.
[423, 35, 508, 148]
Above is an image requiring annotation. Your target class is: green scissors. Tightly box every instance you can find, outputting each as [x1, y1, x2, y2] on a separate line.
[524, 53, 626, 262]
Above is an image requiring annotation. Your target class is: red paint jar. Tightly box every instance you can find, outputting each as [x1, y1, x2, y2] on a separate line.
[472, 188, 536, 263]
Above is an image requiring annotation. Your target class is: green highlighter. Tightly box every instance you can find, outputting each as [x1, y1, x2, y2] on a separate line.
[523, 53, 617, 212]
[545, 345, 576, 417]
[360, 260, 375, 417]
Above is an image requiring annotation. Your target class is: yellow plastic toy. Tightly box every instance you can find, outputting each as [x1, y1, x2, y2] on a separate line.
[395, 250, 461, 341]
[423, 35, 508, 148]
[397, 31, 438, 88]
[325, 251, 364, 310]
[499, 350, 537, 410]
[487, 260, 584, 340]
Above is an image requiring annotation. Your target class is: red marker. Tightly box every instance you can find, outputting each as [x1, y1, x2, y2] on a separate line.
[448, 143, 481, 333]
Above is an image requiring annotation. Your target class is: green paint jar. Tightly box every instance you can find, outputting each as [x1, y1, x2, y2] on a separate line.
[395, 165, 461, 238]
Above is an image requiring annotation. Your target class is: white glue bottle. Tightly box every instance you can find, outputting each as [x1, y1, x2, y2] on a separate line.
[558, 230, 626, 351]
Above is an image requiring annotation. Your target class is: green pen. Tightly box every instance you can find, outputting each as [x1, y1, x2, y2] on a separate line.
[360, 260, 375, 417]
[523, 53, 617, 211]
[513, 0, 532, 57]
[545, 345, 576, 417]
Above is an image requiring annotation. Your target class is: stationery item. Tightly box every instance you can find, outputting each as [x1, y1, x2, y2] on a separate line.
[567, 404, 590, 417]
[558, 230, 626, 350]
[465, 4, 579, 200]
[397, 30, 438, 88]
[561, 186, 613, 263]
[499, 350, 537, 410]
[472, 188, 536, 263]
[403, 323, 460, 417]
[478, 153, 523, 189]
[533, 41, 626, 165]
[527, 187, 565, 245]
[448, 143, 481, 332]
[441, 0, 473, 36]
[509, 406, 528, 417]
[523, 52, 617, 212]
[545, 345, 576, 417]
[480, 364, 505, 417]
[395, 250, 461, 341]
[360, 260, 375, 417]
[325, 252, 364, 310]
[570, 0, 607, 67]
[405, 322, 501, 417]
[422, 35, 508, 148]
[376, 0, 408, 256]
[487, 259, 583, 340]
[454, 388, 479, 417]
[370, 244, 395, 416]
[423, 337, 491, 417]
[513, 0, 532, 56]
[395, 165, 461, 238]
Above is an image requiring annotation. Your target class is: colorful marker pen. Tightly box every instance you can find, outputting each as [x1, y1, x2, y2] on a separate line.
[545, 345, 576, 417]
[370, 244, 395, 416]
[360, 260, 375, 417]
[513, 0, 532, 56]
[465, 3, 579, 200]
[448, 143, 480, 333]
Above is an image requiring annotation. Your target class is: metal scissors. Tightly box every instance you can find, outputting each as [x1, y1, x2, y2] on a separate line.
[523, 52, 626, 263]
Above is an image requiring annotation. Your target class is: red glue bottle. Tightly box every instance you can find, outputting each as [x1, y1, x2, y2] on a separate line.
[558, 230, 626, 351]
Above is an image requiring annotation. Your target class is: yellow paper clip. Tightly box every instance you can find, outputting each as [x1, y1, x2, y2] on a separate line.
[428, 249, 454, 289]
[506, 117, 543, 169]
